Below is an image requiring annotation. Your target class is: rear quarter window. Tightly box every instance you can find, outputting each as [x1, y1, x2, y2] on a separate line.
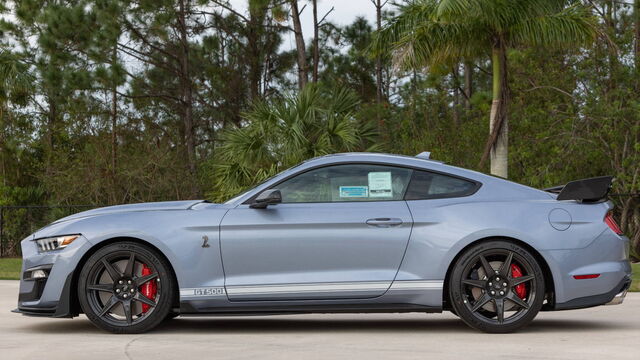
[405, 170, 478, 200]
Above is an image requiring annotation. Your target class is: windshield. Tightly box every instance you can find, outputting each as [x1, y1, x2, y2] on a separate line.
[223, 161, 305, 204]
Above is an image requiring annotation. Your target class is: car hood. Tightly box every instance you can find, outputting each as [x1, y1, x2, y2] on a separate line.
[51, 200, 208, 225]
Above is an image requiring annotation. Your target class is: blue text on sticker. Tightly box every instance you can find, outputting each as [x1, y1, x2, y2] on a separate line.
[339, 186, 369, 198]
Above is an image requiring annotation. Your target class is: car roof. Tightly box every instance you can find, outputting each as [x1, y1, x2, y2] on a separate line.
[226, 152, 551, 205]
[301, 152, 481, 181]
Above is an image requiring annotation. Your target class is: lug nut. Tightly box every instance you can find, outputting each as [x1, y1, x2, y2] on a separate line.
[503, 283, 508, 287]
[123, 294, 128, 298]
[496, 277, 500, 281]
[130, 289, 135, 293]
[118, 280, 123, 284]
[115, 289, 121, 293]
[490, 290, 496, 295]
[127, 280, 132, 284]
[489, 282, 493, 286]
[499, 291, 504, 296]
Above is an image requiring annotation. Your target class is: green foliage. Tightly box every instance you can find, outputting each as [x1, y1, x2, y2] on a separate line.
[0, 0, 638, 258]
[206, 84, 379, 201]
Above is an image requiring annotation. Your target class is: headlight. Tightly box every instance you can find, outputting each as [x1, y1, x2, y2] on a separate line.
[35, 235, 80, 252]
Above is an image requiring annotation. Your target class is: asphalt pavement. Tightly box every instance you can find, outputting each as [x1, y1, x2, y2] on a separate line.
[1, 280, 638, 359]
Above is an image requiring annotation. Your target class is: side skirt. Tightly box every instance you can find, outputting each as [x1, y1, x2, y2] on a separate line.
[179, 302, 442, 316]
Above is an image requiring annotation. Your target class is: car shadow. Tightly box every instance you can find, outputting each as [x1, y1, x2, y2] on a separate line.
[23, 316, 634, 335]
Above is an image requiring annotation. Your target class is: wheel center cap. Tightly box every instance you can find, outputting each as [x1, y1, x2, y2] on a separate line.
[114, 278, 136, 298]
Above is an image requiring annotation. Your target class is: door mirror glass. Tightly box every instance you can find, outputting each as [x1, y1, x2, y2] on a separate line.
[250, 189, 282, 208]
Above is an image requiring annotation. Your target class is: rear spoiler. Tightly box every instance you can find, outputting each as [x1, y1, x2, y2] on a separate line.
[543, 176, 613, 202]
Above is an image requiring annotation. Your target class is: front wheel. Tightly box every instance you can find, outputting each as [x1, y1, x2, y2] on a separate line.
[449, 240, 545, 333]
[78, 242, 175, 333]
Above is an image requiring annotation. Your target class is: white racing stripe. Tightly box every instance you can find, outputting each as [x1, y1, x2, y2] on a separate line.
[180, 280, 444, 298]
[389, 280, 444, 290]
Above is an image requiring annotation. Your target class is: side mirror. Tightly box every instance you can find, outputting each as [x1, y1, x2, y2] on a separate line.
[250, 189, 282, 209]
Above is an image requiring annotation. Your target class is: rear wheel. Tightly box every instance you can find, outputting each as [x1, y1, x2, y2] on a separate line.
[78, 242, 175, 333]
[449, 240, 545, 333]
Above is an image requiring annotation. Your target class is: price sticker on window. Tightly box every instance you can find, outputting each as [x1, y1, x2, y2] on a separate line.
[368, 172, 392, 197]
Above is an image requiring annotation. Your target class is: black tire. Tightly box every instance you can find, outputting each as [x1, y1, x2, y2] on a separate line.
[449, 240, 545, 333]
[78, 241, 175, 334]
[165, 312, 179, 321]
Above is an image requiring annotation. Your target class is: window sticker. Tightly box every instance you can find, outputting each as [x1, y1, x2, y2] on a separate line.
[368, 172, 392, 197]
[339, 186, 369, 198]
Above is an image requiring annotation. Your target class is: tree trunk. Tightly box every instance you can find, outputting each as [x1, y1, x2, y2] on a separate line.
[247, 5, 264, 101]
[375, 0, 383, 105]
[110, 45, 118, 204]
[178, 0, 199, 198]
[290, 0, 308, 89]
[635, 0, 640, 73]
[312, 0, 319, 83]
[481, 40, 509, 178]
[464, 61, 473, 110]
[110, 45, 118, 185]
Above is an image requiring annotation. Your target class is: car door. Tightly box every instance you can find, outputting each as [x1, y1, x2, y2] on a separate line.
[219, 163, 414, 301]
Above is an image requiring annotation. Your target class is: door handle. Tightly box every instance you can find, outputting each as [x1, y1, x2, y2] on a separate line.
[366, 218, 403, 227]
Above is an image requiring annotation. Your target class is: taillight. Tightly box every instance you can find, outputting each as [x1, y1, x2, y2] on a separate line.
[604, 212, 623, 235]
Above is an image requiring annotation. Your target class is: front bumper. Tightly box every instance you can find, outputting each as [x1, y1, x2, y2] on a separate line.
[15, 235, 91, 318]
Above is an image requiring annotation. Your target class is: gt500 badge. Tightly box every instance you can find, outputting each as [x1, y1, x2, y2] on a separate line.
[180, 287, 226, 297]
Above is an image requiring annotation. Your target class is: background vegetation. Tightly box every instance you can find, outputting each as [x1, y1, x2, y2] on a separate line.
[0, 0, 638, 259]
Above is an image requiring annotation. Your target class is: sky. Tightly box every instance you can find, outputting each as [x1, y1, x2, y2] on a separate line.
[228, 0, 378, 49]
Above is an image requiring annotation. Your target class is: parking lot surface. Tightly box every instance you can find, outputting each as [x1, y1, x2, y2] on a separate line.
[1, 280, 638, 359]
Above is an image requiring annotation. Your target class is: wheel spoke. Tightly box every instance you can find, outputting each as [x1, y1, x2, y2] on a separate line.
[123, 253, 136, 278]
[122, 300, 133, 325]
[135, 272, 158, 287]
[478, 255, 494, 277]
[506, 292, 530, 310]
[134, 292, 156, 308]
[471, 293, 492, 312]
[499, 251, 514, 278]
[98, 296, 119, 317]
[494, 298, 505, 324]
[511, 274, 534, 286]
[462, 279, 486, 289]
[101, 258, 122, 281]
[87, 283, 113, 293]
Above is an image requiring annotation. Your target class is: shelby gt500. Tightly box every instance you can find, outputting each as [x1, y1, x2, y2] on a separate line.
[14, 152, 632, 333]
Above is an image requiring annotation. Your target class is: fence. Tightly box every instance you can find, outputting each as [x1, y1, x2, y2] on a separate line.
[0, 205, 100, 257]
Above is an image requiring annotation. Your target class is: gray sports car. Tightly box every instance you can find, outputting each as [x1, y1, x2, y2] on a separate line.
[14, 152, 632, 333]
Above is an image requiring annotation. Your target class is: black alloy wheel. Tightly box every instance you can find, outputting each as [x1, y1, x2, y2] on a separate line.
[78, 242, 175, 333]
[449, 240, 545, 333]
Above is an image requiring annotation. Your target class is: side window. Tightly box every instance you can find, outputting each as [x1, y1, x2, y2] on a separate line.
[276, 164, 413, 203]
[405, 170, 477, 200]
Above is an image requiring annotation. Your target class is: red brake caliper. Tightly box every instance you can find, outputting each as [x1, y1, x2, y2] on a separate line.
[140, 264, 157, 313]
[510, 264, 527, 299]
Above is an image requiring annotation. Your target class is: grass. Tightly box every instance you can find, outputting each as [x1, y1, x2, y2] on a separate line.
[631, 262, 640, 292]
[0, 258, 22, 280]
[0, 258, 638, 291]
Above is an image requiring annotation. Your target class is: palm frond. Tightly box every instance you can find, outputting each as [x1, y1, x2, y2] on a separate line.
[509, 3, 601, 48]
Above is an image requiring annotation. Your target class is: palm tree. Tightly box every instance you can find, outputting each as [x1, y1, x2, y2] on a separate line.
[209, 84, 379, 201]
[372, 0, 602, 177]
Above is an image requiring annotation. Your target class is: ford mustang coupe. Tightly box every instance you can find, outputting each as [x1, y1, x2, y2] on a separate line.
[14, 152, 631, 333]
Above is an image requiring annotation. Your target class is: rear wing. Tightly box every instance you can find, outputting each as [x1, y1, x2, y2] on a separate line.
[544, 176, 613, 203]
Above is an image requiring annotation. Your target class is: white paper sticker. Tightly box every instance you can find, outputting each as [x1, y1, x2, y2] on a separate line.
[368, 172, 392, 197]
